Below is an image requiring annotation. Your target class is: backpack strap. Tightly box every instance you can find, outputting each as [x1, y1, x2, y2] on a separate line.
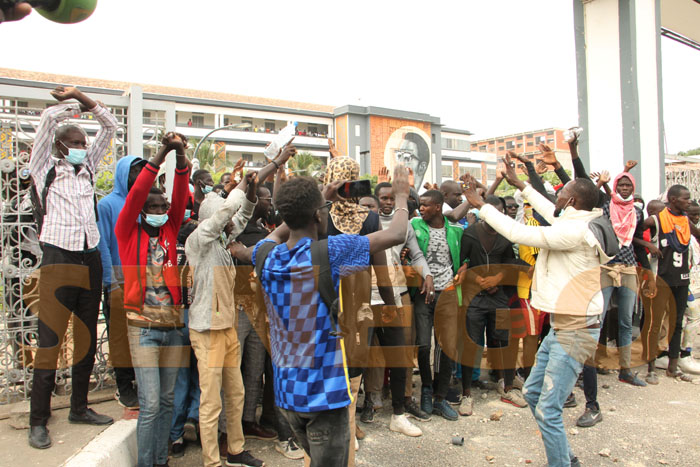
[254, 241, 278, 279]
[31, 165, 99, 236]
[310, 238, 341, 336]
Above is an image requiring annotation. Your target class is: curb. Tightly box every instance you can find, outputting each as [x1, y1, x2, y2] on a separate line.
[62, 419, 137, 467]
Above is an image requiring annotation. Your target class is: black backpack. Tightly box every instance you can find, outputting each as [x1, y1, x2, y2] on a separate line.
[29, 165, 99, 236]
[254, 238, 342, 336]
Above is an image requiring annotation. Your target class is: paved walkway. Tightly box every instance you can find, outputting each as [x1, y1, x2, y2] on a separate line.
[0, 397, 126, 466]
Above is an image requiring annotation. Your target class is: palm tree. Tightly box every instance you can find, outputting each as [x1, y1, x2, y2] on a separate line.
[186, 137, 226, 172]
[288, 151, 325, 178]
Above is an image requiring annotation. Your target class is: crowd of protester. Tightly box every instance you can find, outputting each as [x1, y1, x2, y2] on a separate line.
[20, 87, 700, 467]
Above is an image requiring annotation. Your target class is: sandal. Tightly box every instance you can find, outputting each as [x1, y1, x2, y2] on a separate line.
[667, 369, 694, 382]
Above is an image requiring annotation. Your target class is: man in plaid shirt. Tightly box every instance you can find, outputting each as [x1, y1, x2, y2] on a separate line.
[28, 86, 117, 450]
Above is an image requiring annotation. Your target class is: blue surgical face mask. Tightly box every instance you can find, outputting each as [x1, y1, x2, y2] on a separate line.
[62, 143, 88, 165]
[143, 212, 168, 228]
[202, 184, 213, 194]
[183, 209, 191, 221]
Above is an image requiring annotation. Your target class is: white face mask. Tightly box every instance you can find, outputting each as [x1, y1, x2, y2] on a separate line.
[617, 193, 634, 202]
[634, 202, 644, 211]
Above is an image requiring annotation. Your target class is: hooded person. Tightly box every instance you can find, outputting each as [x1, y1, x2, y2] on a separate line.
[96, 155, 147, 410]
[323, 156, 373, 235]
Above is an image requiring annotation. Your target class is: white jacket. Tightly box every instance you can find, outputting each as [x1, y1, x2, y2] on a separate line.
[479, 185, 612, 324]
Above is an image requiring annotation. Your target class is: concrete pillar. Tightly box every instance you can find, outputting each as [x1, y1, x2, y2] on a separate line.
[126, 85, 143, 158]
[574, 0, 664, 202]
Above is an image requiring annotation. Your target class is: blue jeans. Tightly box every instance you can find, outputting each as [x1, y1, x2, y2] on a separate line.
[170, 311, 200, 441]
[582, 273, 637, 409]
[128, 325, 186, 467]
[523, 327, 599, 467]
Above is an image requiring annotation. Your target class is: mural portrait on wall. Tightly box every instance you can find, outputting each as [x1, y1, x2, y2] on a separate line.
[383, 126, 431, 188]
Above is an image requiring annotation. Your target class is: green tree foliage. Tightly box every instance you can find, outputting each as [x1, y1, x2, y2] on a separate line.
[288, 151, 325, 178]
[187, 137, 225, 171]
[360, 174, 378, 192]
[495, 170, 571, 197]
[678, 147, 700, 157]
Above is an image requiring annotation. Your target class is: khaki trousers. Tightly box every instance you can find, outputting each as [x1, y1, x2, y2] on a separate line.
[190, 328, 245, 467]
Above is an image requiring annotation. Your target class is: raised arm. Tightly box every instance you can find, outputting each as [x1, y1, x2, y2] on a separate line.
[29, 101, 80, 184]
[48, 86, 118, 172]
[365, 166, 411, 255]
[257, 141, 296, 186]
[502, 154, 556, 224]
[188, 179, 256, 250]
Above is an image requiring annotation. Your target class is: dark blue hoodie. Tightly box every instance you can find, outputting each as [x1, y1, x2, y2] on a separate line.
[97, 155, 145, 287]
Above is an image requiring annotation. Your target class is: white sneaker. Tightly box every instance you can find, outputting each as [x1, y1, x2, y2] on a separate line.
[679, 356, 700, 375]
[355, 436, 359, 451]
[655, 356, 669, 370]
[275, 438, 304, 460]
[389, 414, 422, 437]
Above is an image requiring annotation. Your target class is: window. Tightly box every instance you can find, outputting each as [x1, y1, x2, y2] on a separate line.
[487, 168, 497, 180]
[441, 164, 453, 179]
[498, 146, 504, 151]
[526, 134, 533, 139]
[192, 114, 205, 128]
[264, 121, 276, 132]
[547, 139, 554, 144]
[479, 145, 487, 151]
[308, 126, 318, 135]
[355, 124, 361, 137]
[242, 153, 253, 162]
[534, 135, 545, 144]
[527, 141, 534, 147]
[443, 138, 470, 151]
[517, 143, 523, 148]
[459, 166, 481, 178]
[546, 131, 554, 136]
[432, 134, 436, 144]
[143, 111, 152, 125]
[497, 138, 504, 143]
[506, 141, 515, 149]
[516, 135, 523, 141]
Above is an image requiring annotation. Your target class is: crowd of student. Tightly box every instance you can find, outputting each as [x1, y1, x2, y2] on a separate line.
[21, 87, 700, 467]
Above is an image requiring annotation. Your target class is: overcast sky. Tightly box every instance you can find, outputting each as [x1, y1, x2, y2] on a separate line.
[2, 0, 698, 153]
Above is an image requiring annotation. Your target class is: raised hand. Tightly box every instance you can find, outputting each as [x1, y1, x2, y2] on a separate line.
[462, 174, 484, 209]
[539, 144, 559, 167]
[509, 150, 529, 166]
[232, 157, 245, 175]
[535, 160, 548, 175]
[328, 138, 342, 158]
[322, 180, 346, 203]
[50, 86, 79, 102]
[392, 164, 410, 198]
[590, 172, 601, 182]
[162, 132, 188, 153]
[624, 160, 638, 172]
[502, 153, 525, 190]
[275, 141, 297, 166]
[378, 166, 391, 184]
[244, 172, 257, 202]
[598, 170, 611, 185]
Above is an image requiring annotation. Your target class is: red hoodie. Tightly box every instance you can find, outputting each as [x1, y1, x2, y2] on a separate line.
[115, 161, 190, 326]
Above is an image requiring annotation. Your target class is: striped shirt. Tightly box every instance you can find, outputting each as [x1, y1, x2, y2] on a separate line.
[29, 103, 117, 251]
